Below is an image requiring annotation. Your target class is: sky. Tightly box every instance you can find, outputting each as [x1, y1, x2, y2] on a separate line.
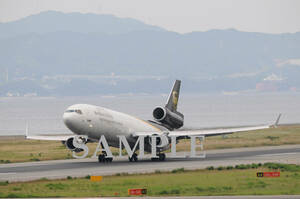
[0, 0, 300, 34]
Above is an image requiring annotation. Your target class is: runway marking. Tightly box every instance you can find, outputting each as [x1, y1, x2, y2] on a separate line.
[0, 172, 16, 175]
[256, 152, 298, 157]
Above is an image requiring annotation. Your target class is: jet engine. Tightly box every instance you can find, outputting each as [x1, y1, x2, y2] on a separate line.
[146, 135, 170, 152]
[65, 136, 87, 153]
[153, 106, 184, 129]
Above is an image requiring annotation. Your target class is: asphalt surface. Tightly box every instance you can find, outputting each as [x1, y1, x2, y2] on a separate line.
[0, 144, 300, 182]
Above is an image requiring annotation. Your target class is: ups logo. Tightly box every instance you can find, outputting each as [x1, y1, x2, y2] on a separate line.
[172, 91, 178, 110]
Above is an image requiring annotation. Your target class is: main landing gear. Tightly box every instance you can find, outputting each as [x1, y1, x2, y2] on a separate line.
[128, 153, 166, 162]
[98, 153, 113, 163]
[151, 153, 166, 161]
[98, 152, 166, 163]
[128, 153, 138, 162]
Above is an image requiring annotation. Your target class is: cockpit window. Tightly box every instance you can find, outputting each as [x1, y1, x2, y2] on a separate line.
[75, 110, 82, 114]
[65, 109, 82, 114]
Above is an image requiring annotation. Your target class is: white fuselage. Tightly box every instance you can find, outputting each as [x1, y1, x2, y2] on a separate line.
[63, 104, 164, 148]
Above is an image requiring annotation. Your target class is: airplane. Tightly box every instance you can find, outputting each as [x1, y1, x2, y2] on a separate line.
[26, 80, 281, 163]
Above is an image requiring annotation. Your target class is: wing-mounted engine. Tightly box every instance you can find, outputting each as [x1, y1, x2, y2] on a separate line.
[153, 106, 184, 129]
[152, 80, 184, 129]
[65, 136, 87, 153]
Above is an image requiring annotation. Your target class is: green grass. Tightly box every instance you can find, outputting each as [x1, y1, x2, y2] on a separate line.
[0, 163, 300, 197]
[263, 162, 300, 172]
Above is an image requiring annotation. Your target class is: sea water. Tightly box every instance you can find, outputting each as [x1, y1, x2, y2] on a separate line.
[0, 93, 300, 136]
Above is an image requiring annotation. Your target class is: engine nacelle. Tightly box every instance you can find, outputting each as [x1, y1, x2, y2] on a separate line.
[146, 135, 170, 152]
[65, 136, 87, 153]
[153, 106, 184, 129]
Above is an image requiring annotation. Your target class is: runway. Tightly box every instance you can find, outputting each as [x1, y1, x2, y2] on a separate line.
[0, 144, 300, 182]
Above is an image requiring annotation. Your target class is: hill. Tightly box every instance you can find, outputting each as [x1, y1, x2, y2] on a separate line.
[0, 11, 300, 96]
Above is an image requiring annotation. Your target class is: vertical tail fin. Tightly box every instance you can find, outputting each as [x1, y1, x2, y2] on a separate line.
[166, 80, 181, 111]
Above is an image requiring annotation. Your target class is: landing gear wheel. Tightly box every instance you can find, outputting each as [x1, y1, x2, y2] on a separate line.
[151, 157, 157, 161]
[133, 153, 138, 162]
[128, 153, 138, 162]
[98, 154, 113, 163]
[98, 154, 105, 163]
[151, 153, 166, 161]
[159, 153, 166, 161]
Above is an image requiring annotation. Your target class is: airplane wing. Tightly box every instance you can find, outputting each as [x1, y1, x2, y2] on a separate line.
[26, 134, 74, 141]
[133, 114, 281, 138]
[168, 124, 270, 137]
[25, 124, 74, 141]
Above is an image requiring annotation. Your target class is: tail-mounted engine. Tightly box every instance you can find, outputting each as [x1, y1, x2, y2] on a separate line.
[152, 80, 184, 129]
[153, 106, 184, 129]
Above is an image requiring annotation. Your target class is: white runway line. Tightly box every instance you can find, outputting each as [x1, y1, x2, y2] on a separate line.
[0, 172, 16, 175]
[256, 152, 299, 157]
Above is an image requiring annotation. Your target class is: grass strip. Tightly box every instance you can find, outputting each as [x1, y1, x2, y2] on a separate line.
[0, 163, 299, 197]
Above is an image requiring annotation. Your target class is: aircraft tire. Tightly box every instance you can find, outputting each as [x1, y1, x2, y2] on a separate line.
[98, 154, 105, 163]
[98, 154, 113, 163]
[133, 153, 138, 162]
[128, 153, 138, 162]
[159, 153, 166, 161]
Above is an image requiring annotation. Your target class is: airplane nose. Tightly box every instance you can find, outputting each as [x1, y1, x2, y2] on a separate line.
[63, 107, 83, 133]
[63, 112, 73, 127]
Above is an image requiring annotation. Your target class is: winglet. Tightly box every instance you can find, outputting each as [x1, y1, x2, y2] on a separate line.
[273, 113, 281, 127]
[25, 122, 29, 138]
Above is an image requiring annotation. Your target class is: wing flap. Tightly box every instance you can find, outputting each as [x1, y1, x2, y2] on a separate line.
[168, 125, 270, 137]
[133, 125, 270, 137]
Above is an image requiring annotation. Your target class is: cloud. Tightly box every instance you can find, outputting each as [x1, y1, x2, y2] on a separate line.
[227, 72, 259, 78]
[276, 58, 300, 67]
[263, 73, 283, 81]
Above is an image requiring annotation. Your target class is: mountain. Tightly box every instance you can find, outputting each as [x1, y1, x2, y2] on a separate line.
[0, 11, 300, 96]
[0, 11, 165, 39]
